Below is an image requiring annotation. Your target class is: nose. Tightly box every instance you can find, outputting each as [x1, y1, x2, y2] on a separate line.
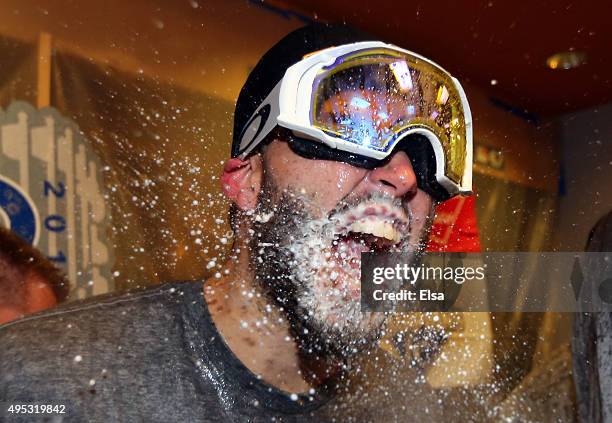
[367, 151, 418, 198]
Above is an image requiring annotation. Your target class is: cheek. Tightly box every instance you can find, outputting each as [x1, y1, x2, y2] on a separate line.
[301, 164, 361, 207]
[270, 157, 365, 212]
[264, 142, 368, 213]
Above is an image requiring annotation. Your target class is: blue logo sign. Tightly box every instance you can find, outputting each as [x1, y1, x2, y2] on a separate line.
[0, 174, 40, 245]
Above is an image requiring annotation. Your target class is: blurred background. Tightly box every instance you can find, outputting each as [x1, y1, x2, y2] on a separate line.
[0, 0, 610, 420]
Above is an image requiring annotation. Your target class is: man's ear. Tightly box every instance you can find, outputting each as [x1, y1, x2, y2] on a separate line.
[220, 155, 263, 210]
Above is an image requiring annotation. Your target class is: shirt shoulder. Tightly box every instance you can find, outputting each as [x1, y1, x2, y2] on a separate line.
[0, 280, 197, 338]
[0, 281, 202, 404]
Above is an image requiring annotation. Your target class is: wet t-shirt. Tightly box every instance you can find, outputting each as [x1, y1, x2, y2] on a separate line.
[0, 281, 333, 422]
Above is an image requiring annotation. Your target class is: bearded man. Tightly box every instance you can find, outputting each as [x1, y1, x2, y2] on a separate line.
[0, 23, 472, 422]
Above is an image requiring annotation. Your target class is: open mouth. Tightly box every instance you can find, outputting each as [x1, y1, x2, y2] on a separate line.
[330, 200, 409, 249]
[321, 200, 410, 293]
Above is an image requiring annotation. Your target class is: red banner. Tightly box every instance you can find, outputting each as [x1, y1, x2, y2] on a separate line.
[427, 195, 481, 253]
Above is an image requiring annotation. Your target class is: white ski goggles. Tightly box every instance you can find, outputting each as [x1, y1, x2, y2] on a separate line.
[236, 41, 473, 200]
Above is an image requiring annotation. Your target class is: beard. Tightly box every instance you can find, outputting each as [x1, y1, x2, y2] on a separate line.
[248, 176, 433, 362]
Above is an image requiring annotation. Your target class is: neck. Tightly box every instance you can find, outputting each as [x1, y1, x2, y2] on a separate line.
[203, 242, 339, 394]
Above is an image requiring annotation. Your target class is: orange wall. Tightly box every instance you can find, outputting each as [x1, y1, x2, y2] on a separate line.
[466, 82, 559, 192]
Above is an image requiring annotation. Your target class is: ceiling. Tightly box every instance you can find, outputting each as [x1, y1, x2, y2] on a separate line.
[0, 0, 609, 117]
[278, 0, 611, 117]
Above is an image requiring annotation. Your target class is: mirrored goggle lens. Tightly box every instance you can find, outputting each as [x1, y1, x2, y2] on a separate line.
[311, 49, 468, 186]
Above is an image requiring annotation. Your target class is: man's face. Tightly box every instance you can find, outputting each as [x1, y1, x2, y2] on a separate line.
[248, 139, 435, 357]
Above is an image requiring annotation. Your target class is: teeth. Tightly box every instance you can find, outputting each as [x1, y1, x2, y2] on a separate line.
[384, 223, 395, 241]
[371, 221, 385, 238]
[349, 220, 400, 243]
[351, 221, 365, 234]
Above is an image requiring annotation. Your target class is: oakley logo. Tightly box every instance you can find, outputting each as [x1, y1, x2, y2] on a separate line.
[239, 104, 271, 155]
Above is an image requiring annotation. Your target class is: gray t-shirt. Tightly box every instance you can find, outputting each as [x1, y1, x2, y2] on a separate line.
[0, 281, 333, 422]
